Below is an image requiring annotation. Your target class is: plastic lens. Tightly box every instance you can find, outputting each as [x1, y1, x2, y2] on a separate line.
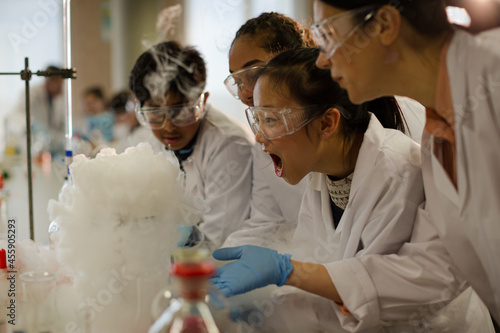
[311, 6, 375, 58]
[136, 94, 205, 129]
[224, 65, 264, 99]
[245, 107, 315, 140]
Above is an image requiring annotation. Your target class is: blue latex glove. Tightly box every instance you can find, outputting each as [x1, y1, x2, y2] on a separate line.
[210, 245, 293, 297]
[177, 225, 193, 247]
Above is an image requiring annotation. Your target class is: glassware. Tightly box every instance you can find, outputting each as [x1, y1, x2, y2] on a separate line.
[17, 271, 58, 333]
[148, 249, 230, 333]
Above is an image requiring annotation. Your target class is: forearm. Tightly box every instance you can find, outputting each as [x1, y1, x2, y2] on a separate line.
[286, 260, 342, 304]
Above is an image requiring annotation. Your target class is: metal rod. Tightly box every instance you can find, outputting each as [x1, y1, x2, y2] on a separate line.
[0, 72, 22, 75]
[63, 0, 74, 178]
[22, 57, 35, 241]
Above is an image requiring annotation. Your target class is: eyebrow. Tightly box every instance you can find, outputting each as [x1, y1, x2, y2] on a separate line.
[229, 59, 264, 73]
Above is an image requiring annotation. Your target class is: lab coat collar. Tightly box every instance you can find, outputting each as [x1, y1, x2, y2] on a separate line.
[308, 114, 386, 230]
[348, 114, 386, 205]
[309, 114, 384, 199]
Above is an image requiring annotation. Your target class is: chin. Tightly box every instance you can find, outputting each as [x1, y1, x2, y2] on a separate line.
[282, 174, 302, 186]
[347, 88, 381, 105]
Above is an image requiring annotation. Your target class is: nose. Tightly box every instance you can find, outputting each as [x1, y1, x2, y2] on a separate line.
[315, 52, 331, 69]
[163, 119, 176, 131]
[238, 87, 254, 107]
[255, 131, 269, 145]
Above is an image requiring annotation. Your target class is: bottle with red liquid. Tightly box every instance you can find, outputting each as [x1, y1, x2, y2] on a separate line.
[148, 249, 223, 333]
[1, 249, 8, 333]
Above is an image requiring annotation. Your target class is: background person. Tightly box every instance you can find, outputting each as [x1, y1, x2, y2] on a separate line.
[81, 86, 115, 145]
[8, 65, 66, 157]
[312, 0, 500, 326]
[129, 41, 254, 248]
[109, 90, 155, 153]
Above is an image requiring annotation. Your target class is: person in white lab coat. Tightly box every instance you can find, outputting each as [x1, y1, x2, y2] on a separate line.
[311, 0, 500, 328]
[8, 65, 66, 156]
[129, 41, 254, 248]
[212, 48, 493, 332]
[222, 13, 314, 249]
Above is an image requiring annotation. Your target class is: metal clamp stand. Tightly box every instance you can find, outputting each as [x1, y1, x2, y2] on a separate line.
[0, 60, 76, 241]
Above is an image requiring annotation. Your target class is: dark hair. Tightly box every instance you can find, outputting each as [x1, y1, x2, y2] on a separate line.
[231, 12, 315, 55]
[129, 41, 206, 106]
[110, 91, 131, 114]
[258, 48, 405, 155]
[84, 86, 105, 100]
[319, 0, 451, 36]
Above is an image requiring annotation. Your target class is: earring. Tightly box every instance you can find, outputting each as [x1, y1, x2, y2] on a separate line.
[322, 134, 326, 140]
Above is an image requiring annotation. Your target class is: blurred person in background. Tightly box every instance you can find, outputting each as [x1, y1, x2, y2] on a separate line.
[81, 86, 114, 146]
[109, 90, 155, 153]
[7, 65, 66, 158]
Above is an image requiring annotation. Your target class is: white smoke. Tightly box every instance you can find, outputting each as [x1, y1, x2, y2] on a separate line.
[141, 4, 204, 107]
[156, 4, 182, 43]
[47, 143, 196, 332]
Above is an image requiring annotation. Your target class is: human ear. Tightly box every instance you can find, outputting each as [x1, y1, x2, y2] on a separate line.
[203, 91, 210, 104]
[320, 107, 341, 139]
[374, 5, 402, 47]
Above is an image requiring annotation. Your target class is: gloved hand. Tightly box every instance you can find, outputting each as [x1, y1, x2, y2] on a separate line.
[210, 245, 293, 297]
[177, 225, 193, 247]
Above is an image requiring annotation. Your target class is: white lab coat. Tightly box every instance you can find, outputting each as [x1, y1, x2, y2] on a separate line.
[423, 28, 500, 322]
[154, 105, 254, 248]
[291, 115, 493, 332]
[8, 83, 66, 152]
[233, 115, 426, 332]
[292, 115, 424, 264]
[395, 96, 425, 144]
[320, 133, 494, 330]
[222, 98, 423, 251]
[222, 144, 307, 251]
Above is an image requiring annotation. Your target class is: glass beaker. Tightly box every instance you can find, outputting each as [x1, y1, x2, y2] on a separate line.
[18, 271, 58, 333]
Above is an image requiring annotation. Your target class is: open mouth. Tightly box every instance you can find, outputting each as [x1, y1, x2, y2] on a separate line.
[269, 153, 283, 178]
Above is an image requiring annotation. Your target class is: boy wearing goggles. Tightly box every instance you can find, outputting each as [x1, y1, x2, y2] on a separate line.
[129, 41, 254, 248]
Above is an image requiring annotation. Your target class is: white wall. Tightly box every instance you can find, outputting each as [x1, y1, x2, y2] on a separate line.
[0, 0, 63, 145]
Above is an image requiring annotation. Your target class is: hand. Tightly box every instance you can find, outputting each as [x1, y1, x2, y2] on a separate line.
[177, 225, 193, 247]
[210, 245, 293, 297]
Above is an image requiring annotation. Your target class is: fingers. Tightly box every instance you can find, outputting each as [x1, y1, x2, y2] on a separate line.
[212, 246, 244, 261]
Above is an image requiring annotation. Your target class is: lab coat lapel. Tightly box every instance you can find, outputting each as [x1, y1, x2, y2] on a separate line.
[347, 115, 385, 207]
[339, 115, 385, 258]
[310, 173, 338, 234]
[446, 29, 470, 216]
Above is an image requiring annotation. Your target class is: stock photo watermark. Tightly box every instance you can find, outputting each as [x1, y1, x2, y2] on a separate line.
[8, 0, 62, 53]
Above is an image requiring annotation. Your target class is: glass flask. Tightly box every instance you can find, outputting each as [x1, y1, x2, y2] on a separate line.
[148, 249, 228, 333]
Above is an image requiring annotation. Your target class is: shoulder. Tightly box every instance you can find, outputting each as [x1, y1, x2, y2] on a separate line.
[359, 116, 422, 183]
[449, 28, 500, 74]
[200, 105, 254, 147]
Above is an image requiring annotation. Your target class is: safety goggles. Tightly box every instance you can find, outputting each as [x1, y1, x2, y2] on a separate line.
[245, 106, 317, 140]
[311, 6, 376, 59]
[223, 65, 264, 99]
[135, 93, 206, 129]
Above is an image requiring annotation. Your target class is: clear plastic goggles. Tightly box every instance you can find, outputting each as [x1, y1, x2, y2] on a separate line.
[135, 94, 205, 129]
[245, 106, 316, 140]
[223, 65, 264, 99]
[311, 6, 376, 59]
